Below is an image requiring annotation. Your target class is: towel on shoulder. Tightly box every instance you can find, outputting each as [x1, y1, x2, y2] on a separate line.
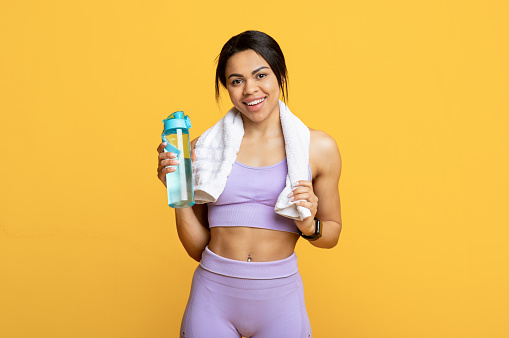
[192, 100, 311, 221]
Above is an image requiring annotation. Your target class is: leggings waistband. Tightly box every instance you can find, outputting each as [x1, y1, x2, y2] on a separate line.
[199, 246, 299, 279]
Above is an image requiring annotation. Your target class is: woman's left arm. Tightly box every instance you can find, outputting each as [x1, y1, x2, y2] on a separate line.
[291, 130, 342, 249]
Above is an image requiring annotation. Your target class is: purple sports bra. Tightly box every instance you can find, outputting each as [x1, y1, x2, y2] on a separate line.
[207, 158, 312, 234]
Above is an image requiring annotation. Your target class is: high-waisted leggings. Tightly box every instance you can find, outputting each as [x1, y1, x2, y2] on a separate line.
[180, 246, 312, 338]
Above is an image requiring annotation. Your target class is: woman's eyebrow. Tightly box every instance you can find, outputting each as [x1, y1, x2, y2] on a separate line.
[227, 66, 270, 79]
[251, 66, 269, 74]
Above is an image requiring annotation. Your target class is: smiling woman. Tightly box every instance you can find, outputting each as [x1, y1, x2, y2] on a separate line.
[215, 30, 289, 103]
[225, 50, 281, 124]
[156, 30, 342, 338]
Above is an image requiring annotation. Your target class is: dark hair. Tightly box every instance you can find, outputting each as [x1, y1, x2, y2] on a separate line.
[215, 30, 289, 102]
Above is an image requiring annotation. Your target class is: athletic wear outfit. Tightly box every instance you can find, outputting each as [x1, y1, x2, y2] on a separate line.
[180, 159, 313, 338]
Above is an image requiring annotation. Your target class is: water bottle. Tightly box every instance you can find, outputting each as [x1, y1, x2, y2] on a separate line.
[162, 111, 195, 208]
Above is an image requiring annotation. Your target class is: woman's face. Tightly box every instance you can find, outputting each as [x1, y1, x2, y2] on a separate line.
[225, 49, 281, 124]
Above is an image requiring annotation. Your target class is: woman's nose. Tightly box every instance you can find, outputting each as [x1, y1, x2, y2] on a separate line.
[243, 79, 257, 95]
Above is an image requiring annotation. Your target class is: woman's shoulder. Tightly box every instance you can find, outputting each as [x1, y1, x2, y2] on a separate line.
[309, 128, 342, 177]
[309, 128, 340, 154]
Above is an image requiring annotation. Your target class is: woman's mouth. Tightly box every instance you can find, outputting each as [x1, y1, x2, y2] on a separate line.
[243, 97, 266, 111]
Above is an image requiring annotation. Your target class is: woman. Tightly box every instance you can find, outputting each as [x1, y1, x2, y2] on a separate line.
[157, 30, 342, 338]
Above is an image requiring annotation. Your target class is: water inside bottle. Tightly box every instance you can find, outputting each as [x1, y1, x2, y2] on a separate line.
[164, 130, 195, 208]
[166, 157, 194, 208]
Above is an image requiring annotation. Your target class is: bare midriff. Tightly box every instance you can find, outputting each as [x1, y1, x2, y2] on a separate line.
[208, 227, 299, 262]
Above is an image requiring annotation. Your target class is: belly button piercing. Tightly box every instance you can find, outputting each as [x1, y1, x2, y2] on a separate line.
[247, 253, 252, 262]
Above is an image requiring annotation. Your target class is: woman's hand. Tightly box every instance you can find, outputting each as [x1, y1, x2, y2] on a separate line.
[156, 142, 196, 187]
[289, 180, 319, 236]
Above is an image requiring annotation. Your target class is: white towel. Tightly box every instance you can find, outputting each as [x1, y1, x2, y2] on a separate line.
[193, 100, 312, 221]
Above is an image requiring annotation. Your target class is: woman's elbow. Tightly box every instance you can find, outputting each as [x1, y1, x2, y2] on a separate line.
[186, 248, 205, 262]
[329, 222, 342, 248]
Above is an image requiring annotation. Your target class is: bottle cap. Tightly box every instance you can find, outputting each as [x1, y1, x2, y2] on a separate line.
[163, 111, 192, 131]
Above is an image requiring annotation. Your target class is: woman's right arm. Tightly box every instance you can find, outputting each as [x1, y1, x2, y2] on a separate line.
[157, 139, 210, 262]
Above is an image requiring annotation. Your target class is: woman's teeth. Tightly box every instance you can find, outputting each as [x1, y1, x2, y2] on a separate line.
[246, 97, 266, 106]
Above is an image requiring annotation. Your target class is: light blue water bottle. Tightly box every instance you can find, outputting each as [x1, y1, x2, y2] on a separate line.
[162, 111, 195, 208]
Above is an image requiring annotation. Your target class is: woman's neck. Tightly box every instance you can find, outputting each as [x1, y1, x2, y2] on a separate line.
[241, 107, 283, 140]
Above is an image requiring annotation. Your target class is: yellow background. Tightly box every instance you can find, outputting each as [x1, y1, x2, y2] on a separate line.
[1, 0, 508, 337]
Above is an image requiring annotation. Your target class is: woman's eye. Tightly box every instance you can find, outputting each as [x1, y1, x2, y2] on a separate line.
[232, 79, 243, 85]
[257, 73, 267, 79]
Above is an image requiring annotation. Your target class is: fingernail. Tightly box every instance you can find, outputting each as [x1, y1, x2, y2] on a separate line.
[162, 142, 167, 146]
[293, 181, 300, 186]
[287, 192, 293, 197]
[169, 152, 176, 157]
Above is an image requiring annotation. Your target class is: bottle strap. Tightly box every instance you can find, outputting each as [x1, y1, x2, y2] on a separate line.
[161, 135, 182, 157]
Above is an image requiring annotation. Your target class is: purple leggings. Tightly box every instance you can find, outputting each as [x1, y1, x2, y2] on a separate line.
[180, 246, 312, 338]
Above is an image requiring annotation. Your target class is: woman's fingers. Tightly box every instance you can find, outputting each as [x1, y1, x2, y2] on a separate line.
[294, 180, 312, 188]
[158, 151, 177, 161]
[157, 142, 166, 153]
[294, 200, 314, 209]
[158, 157, 179, 176]
[291, 192, 312, 201]
[158, 152, 178, 172]
[161, 166, 177, 174]
[161, 158, 180, 167]
[157, 143, 180, 185]
[289, 182, 314, 199]
[288, 181, 318, 214]
[157, 142, 195, 186]
[290, 187, 311, 196]
[290, 181, 319, 225]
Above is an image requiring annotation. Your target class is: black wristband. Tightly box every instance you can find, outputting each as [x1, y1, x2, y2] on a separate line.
[299, 217, 322, 241]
